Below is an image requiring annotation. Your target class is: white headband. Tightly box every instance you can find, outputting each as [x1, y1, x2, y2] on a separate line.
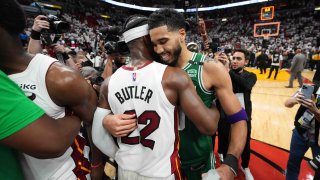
[123, 24, 149, 43]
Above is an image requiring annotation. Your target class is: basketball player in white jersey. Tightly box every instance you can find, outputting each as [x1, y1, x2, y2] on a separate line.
[4, 9, 103, 180]
[94, 15, 219, 180]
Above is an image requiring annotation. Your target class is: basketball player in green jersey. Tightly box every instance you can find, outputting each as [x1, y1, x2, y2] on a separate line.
[148, 8, 248, 179]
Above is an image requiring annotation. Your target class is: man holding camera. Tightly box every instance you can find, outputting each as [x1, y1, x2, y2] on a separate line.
[284, 85, 320, 179]
[27, 15, 77, 68]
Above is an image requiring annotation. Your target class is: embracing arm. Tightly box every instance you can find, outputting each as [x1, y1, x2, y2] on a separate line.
[46, 63, 104, 179]
[1, 114, 81, 159]
[204, 61, 247, 159]
[166, 67, 219, 135]
[99, 80, 137, 137]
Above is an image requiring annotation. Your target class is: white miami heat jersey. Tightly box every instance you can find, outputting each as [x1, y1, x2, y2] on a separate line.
[108, 61, 181, 179]
[8, 54, 91, 180]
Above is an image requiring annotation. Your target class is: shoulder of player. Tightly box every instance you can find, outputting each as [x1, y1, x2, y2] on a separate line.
[202, 56, 225, 73]
[46, 62, 91, 97]
[163, 66, 190, 88]
[47, 62, 80, 81]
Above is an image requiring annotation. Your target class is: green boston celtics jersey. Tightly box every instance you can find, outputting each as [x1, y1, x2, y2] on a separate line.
[179, 53, 216, 166]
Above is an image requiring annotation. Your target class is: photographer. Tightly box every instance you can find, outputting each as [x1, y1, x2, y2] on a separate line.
[285, 85, 320, 179]
[217, 49, 257, 180]
[28, 15, 73, 66]
[28, 15, 49, 54]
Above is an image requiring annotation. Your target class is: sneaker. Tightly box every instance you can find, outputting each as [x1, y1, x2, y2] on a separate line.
[242, 167, 254, 180]
[309, 155, 320, 171]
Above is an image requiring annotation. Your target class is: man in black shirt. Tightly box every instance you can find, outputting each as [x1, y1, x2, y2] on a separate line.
[217, 49, 257, 180]
[256, 49, 268, 74]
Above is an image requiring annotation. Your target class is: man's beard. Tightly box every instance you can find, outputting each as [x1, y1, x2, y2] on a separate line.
[162, 43, 182, 67]
[232, 67, 243, 73]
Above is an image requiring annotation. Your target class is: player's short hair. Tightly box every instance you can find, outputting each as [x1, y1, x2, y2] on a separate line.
[148, 8, 186, 32]
[123, 15, 148, 33]
[122, 15, 149, 45]
[0, 0, 26, 36]
[234, 48, 250, 61]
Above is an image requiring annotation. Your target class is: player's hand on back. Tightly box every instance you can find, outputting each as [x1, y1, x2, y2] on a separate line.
[202, 164, 234, 180]
[102, 114, 137, 137]
[216, 164, 235, 180]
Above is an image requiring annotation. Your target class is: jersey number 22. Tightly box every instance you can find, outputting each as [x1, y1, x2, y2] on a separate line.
[121, 110, 160, 150]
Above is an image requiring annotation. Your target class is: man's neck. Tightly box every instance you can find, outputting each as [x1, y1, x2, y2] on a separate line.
[128, 51, 153, 68]
[176, 48, 193, 68]
[0, 53, 32, 75]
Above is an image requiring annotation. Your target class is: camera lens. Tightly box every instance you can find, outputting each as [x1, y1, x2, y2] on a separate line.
[53, 21, 70, 34]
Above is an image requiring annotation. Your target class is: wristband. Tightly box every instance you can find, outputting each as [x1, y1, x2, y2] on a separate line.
[30, 29, 41, 40]
[222, 154, 239, 176]
[91, 162, 102, 169]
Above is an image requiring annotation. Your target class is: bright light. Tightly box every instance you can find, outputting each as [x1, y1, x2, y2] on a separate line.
[38, 2, 62, 9]
[222, 18, 227, 22]
[101, 15, 111, 19]
[187, 0, 270, 12]
[100, 0, 184, 12]
[101, 0, 270, 12]
[315, 7, 320, 11]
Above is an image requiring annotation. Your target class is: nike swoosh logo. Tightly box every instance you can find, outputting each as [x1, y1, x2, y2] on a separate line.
[27, 93, 36, 101]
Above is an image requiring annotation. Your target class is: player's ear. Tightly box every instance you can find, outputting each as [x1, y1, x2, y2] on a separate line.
[245, 59, 249, 66]
[178, 28, 186, 43]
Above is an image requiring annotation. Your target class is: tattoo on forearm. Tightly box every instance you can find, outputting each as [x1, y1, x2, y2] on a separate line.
[204, 56, 218, 63]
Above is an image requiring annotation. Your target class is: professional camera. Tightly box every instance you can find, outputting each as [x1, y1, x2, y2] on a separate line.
[41, 15, 70, 46]
[98, 26, 130, 55]
[43, 15, 70, 34]
[104, 40, 130, 55]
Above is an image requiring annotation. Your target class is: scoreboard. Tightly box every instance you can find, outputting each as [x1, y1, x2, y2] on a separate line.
[260, 6, 274, 21]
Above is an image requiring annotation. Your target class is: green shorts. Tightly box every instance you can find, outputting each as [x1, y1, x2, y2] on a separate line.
[181, 156, 213, 180]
